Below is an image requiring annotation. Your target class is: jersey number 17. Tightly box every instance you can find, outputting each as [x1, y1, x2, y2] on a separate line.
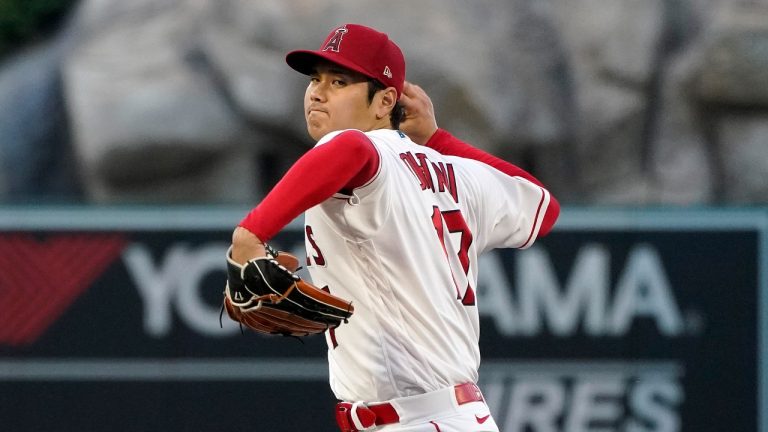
[430, 206, 475, 306]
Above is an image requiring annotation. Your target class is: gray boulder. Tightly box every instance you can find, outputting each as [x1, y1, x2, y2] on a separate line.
[690, 1, 768, 202]
[1, 0, 758, 205]
[0, 41, 79, 200]
[63, 0, 256, 203]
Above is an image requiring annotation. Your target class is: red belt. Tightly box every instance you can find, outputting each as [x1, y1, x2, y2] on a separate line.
[335, 382, 484, 432]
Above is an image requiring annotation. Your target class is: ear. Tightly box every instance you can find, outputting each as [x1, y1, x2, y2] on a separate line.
[375, 87, 398, 119]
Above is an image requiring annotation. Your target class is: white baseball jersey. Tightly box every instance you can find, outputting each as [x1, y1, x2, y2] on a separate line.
[304, 129, 551, 403]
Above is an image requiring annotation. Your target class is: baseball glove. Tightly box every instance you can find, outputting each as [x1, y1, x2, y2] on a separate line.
[222, 245, 354, 337]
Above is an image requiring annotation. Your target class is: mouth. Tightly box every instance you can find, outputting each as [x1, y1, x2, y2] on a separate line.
[307, 106, 327, 116]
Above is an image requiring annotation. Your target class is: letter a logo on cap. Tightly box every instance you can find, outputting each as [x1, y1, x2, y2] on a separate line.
[323, 26, 348, 52]
[383, 66, 393, 78]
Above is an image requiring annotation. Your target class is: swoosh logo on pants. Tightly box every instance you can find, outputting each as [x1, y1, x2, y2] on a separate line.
[475, 414, 490, 424]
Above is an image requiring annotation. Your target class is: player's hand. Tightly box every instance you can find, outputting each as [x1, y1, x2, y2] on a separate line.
[231, 226, 267, 264]
[399, 81, 438, 145]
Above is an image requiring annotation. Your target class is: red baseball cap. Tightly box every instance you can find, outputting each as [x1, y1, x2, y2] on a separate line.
[286, 24, 405, 98]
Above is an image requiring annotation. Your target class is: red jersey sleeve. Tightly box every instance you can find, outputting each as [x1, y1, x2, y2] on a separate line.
[239, 130, 379, 241]
[424, 128, 560, 236]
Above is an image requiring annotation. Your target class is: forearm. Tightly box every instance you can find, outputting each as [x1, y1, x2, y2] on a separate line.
[424, 129, 545, 187]
[238, 131, 379, 242]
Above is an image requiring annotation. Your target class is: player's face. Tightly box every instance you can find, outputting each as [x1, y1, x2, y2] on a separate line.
[304, 62, 382, 141]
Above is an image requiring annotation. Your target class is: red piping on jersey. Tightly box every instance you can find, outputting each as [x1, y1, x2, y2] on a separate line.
[425, 128, 560, 236]
[519, 187, 546, 248]
[239, 130, 379, 241]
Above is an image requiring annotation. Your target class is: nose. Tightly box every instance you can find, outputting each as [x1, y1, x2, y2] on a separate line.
[309, 79, 326, 102]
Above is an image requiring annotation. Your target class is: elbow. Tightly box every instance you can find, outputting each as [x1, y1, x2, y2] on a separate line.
[537, 195, 561, 237]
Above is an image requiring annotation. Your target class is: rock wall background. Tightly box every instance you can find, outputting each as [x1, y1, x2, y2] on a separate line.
[1, 0, 767, 205]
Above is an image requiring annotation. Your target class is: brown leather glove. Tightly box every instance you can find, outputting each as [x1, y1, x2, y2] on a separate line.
[223, 245, 354, 337]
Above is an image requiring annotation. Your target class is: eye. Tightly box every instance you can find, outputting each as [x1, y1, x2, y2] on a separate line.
[332, 79, 346, 86]
[309, 76, 320, 84]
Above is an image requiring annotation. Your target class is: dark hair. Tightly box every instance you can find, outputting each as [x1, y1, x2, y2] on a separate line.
[367, 80, 405, 130]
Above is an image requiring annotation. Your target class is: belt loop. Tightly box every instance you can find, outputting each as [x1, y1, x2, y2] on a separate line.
[335, 402, 355, 432]
[350, 402, 376, 430]
[335, 401, 377, 432]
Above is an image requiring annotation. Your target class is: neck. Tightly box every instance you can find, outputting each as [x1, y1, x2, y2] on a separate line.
[369, 116, 391, 131]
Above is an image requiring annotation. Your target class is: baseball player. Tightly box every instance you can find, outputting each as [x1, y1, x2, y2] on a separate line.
[230, 24, 560, 432]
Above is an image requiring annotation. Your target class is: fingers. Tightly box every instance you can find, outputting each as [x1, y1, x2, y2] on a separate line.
[402, 82, 423, 104]
[400, 81, 428, 114]
[400, 83, 416, 109]
[399, 92, 414, 110]
[399, 81, 438, 145]
[403, 81, 424, 96]
[403, 81, 415, 96]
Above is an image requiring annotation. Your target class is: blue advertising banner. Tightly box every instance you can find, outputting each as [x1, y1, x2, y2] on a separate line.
[0, 207, 765, 432]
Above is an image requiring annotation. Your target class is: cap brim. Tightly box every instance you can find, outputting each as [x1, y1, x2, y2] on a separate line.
[286, 50, 376, 81]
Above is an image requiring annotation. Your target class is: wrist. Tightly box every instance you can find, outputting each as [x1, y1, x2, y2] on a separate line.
[423, 128, 448, 149]
[232, 227, 266, 264]
[233, 226, 262, 243]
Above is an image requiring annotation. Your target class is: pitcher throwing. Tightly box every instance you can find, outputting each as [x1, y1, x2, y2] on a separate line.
[228, 23, 560, 432]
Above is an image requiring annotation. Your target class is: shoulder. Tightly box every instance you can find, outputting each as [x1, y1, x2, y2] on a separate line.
[313, 130, 380, 175]
[316, 129, 373, 148]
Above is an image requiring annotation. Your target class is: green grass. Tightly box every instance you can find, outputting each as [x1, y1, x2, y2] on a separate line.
[0, 0, 77, 57]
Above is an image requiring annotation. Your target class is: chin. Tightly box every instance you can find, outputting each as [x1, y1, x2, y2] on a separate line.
[307, 127, 324, 141]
